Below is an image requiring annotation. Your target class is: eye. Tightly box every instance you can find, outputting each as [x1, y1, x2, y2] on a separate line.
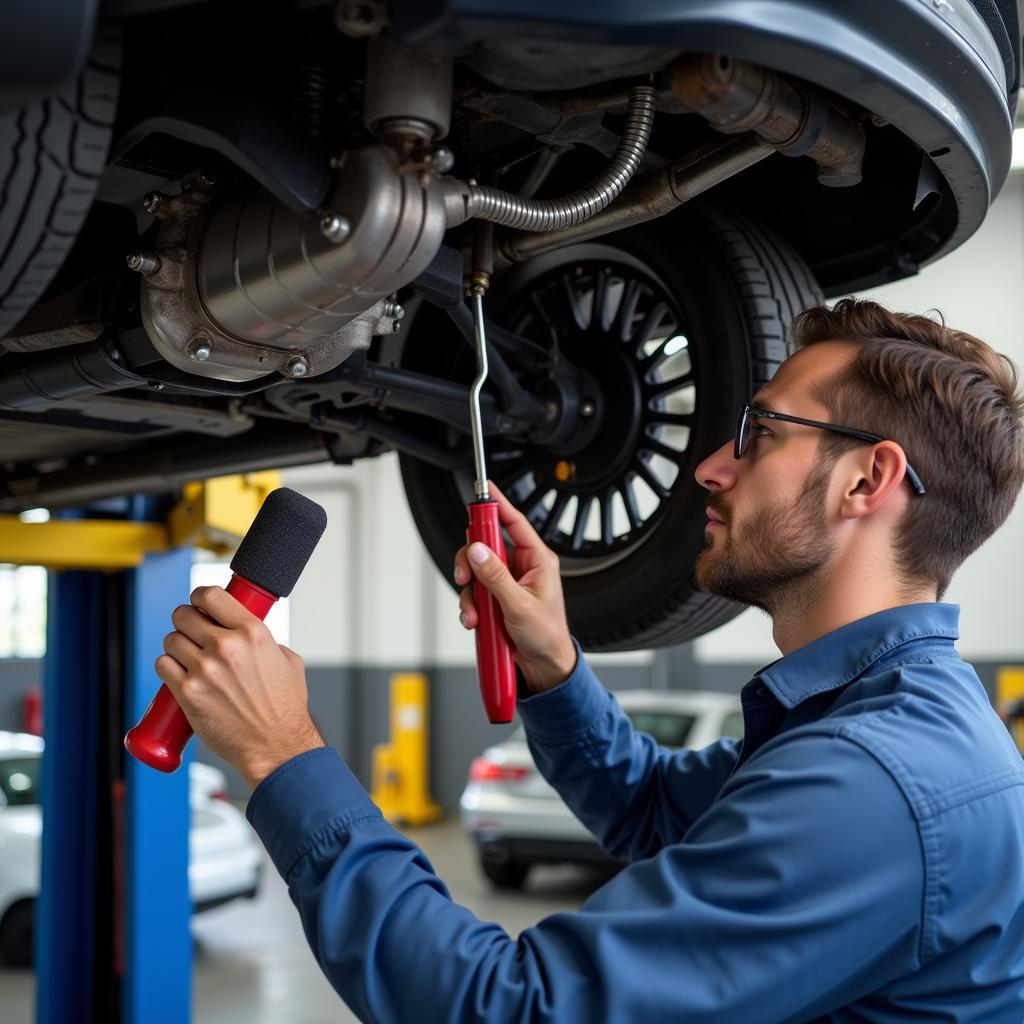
[750, 422, 772, 442]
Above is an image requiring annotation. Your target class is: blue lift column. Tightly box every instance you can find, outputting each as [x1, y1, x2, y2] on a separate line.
[34, 516, 193, 1023]
[122, 544, 194, 1023]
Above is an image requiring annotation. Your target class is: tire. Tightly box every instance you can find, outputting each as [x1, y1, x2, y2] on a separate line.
[399, 204, 822, 650]
[0, 899, 34, 968]
[0, 28, 121, 338]
[481, 858, 530, 890]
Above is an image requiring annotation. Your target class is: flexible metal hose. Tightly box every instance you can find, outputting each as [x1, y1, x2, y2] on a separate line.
[465, 85, 656, 232]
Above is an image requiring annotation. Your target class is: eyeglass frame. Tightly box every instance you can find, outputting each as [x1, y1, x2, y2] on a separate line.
[735, 405, 927, 496]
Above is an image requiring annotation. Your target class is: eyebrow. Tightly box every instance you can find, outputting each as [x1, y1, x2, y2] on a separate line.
[749, 400, 782, 415]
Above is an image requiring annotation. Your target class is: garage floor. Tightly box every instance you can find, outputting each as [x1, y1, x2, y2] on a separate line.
[1, 818, 615, 1023]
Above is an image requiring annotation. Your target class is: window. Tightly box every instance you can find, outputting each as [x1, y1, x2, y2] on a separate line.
[719, 710, 745, 739]
[625, 710, 697, 748]
[0, 565, 47, 658]
[0, 756, 41, 807]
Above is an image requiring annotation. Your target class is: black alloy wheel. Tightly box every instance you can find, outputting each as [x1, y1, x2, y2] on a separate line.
[399, 205, 822, 650]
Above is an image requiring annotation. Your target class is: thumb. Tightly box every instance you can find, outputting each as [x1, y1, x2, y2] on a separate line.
[467, 542, 526, 615]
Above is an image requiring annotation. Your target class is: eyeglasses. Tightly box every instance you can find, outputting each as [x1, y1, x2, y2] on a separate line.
[735, 405, 927, 496]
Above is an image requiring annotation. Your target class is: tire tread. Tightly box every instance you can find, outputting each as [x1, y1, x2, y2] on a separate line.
[0, 30, 121, 337]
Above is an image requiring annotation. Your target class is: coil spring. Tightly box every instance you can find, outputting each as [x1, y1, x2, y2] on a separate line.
[294, 66, 333, 140]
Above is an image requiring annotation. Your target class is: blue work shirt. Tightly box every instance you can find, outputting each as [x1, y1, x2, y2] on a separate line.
[247, 603, 1024, 1022]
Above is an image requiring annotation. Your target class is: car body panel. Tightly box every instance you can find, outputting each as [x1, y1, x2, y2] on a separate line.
[460, 689, 744, 864]
[0, 737, 260, 928]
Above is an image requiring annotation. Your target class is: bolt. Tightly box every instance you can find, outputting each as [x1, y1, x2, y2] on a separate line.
[580, 399, 595, 417]
[143, 192, 165, 215]
[197, 169, 217, 188]
[431, 146, 455, 174]
[383, 300, 405, 320]
[126, 250, 161, 275]
[319, 213, 351, 244]
[188, 338, 212, 362]
[148, 380, 166, 391]
[108, 348, 122, 363]
[287, 356, 309, 377]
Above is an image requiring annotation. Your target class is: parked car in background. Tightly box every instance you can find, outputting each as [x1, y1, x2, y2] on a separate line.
[0, 732, 261, 967]
[460, 690, 744, 888]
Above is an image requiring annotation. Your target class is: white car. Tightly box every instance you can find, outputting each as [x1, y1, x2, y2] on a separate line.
[0, 732, 262, 966]
[460, 690, 744, 888]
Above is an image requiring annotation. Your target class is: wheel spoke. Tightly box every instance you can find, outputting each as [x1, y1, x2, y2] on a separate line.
[641, 437, 687, 464]
[633, 456, 671, 499]
[612, 278, 643, 342]
[562, 273, 589, 331]
[600, 492, 614, 547]
[646, 410, 694, 427]
[540, 491, 570, 541]
[619, 478, 642, 530]
[634, 302, 677, 352]
[593, 266, 606, 329]
[647, 374, 693, 399]
[570, 495, 592, 550]
[642, 338, 679, 374]
[519, 483, 550, 518]
[494, 461, 532, 493]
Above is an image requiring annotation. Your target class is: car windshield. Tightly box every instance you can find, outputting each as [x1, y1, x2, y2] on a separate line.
[0, 755, 41, 807]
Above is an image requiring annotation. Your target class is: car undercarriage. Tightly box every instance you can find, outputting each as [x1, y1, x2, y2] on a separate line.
[0, 0, 1018, 646]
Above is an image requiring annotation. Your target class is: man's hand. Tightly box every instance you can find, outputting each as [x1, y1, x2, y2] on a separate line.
[455, 482, 577, 694]
[155, 585, 324, 789]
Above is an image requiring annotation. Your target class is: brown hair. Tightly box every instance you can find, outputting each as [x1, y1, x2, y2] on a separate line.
[790, 298, 1024, 599]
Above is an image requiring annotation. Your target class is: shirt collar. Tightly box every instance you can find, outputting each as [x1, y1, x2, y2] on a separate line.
[754, 603, 960, 710]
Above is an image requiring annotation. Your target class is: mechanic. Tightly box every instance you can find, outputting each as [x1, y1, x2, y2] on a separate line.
[157, 298, 1024, 1022]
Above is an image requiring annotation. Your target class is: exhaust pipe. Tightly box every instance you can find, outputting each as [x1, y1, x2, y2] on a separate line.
[670, 53, 865, 188]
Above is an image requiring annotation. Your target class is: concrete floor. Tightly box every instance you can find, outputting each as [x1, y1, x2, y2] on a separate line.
[1, 817, 616, 1023]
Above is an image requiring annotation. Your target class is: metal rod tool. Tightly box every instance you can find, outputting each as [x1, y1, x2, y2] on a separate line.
[467, 281, 516, 722]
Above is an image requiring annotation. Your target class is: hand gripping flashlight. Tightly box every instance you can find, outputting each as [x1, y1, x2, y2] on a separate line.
[124, 487, 327, 772]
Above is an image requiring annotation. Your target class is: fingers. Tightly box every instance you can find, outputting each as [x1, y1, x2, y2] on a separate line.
[155, 652, 186, 693]
[458, 584, 476, 629]
[162, 629, 202, 670]
[463, 541, 527, 618]
[171, 603, 221, 646]
[487, 481, 553, 558]
[190, 585, 260, 631]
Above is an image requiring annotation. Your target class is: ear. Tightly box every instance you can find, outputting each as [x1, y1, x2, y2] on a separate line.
[838, 441, 909, 520]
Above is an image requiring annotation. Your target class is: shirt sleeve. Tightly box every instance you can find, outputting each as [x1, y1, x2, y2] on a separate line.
[247, 734, 924, 1024]
[516, 646, 742, 860]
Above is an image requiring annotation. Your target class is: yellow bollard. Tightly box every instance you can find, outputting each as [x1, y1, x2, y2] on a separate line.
[997, 667, 1024, 755]
[370, 673, 443, 826]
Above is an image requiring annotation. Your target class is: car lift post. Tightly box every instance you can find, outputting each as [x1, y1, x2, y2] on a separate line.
[0, 472, 278, 1024]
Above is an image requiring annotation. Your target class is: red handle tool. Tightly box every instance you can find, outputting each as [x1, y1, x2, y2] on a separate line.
[123, 574, 277, 773]
[466, 285, 517, 723]
[468, 500, 517, 723]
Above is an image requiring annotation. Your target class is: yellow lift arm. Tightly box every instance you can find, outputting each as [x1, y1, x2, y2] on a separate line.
[0, 471, 281, 570]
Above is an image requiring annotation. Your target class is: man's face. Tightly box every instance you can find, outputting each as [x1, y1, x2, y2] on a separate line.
[693, 342, 857, 614]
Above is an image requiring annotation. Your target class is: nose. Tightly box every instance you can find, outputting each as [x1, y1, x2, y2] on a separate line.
[695, 438, 738, 494]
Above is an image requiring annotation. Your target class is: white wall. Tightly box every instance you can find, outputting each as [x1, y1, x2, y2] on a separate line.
[697, 173, 1024, 665]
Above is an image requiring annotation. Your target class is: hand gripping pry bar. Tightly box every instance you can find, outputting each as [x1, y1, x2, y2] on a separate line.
[466, 273, 517, 722]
